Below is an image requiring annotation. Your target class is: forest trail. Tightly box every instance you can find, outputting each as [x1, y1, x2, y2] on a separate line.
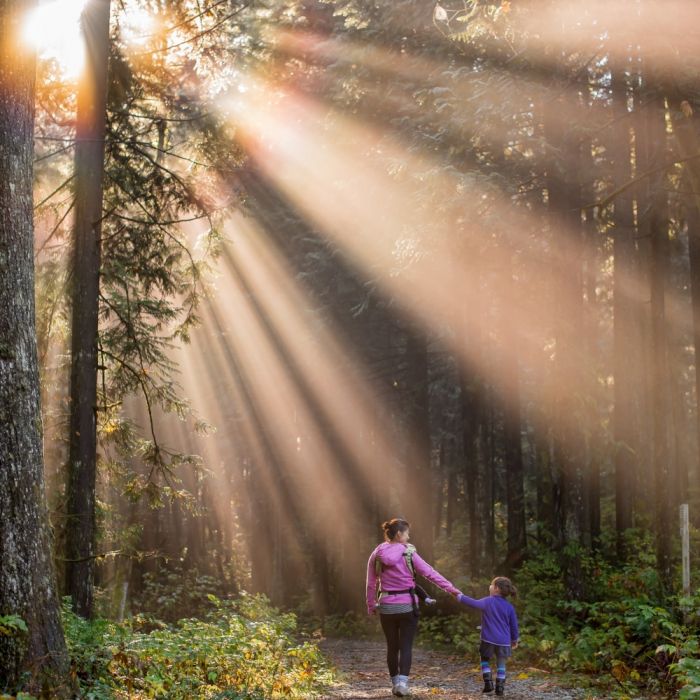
[318, 638, 591, 700]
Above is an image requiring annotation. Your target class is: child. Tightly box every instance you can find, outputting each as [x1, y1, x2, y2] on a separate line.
[456, 577, 519, 696]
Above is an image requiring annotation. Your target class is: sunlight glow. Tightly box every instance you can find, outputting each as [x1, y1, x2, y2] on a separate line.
[22, 0, 88, 78]
[118, 7, 158, 48]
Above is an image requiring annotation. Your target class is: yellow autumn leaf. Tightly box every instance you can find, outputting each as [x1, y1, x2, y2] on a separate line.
[517, 672, 529, 679]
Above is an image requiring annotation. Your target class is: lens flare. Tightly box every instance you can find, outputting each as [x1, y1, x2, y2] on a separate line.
[22, 0, 89, 78]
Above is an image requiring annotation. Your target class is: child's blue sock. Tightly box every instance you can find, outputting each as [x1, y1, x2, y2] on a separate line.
[496, 665, 506, 681]
[481, 661, 492, 678]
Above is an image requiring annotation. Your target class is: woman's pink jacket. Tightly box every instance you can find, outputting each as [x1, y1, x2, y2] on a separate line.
[366, 542, 461, 614]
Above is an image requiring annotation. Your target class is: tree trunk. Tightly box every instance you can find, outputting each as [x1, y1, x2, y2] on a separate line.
[543, 88, 586, 596]
[65, 0, 112, 618]
[445, 462, 457, 538]
[645, 90, 673, 589]
[580, 136, 601, 548]
[460, 366, 481, 576]
[434, 443, 446, 536]
[668, 95, 700, 495]
[402, 325, 434, 561]
[533, 420, 554, 542]
[0, 3, 69, 690]
[687, 193, 700, 492]
[499, 256, 527, 570]
[611, 64, 638, 554]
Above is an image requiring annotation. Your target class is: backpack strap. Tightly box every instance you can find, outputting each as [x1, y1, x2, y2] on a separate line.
[403, 544, 417, 579]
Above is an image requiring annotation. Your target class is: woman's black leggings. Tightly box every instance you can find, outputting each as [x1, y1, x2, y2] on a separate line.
[379, 612, 419, 676]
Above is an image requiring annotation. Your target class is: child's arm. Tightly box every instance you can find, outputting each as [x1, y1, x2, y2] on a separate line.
[457, 594, 488, 610]
[509, 606, 520, 646]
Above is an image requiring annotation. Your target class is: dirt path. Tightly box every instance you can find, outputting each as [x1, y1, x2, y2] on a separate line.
[318, 638, 592, 700]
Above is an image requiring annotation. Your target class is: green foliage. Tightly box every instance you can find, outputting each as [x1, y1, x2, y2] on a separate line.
[515, 545, 699, 696]
[417, 612, 480, 654]
[62, 593, 333, 699]
[0, 615, 28, 637]
[415, 545, 700, 697]
[134, 565, 234, 622]
[660, 615, 700, 698]
[673, 655, 700, 699]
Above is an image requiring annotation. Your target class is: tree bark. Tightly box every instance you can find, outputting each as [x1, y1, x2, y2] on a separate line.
[460, 365, 481, 575]
[687, 192, 700, 492]
[668, 95, 700, 495]
[0, 2, 69, 690]
[65, 0, 112, 618]
[645, 90, 673, 588]
[499, 257, 527, 570]
[543, 86, 586, 596]
[402, 325, 434, 561]
[580, 136, 601, 548]
[610, 64, 638, 554]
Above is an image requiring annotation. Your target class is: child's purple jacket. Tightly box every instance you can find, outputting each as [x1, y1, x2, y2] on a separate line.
[366, 542, 461, 614]
[458, 594, 519, 646]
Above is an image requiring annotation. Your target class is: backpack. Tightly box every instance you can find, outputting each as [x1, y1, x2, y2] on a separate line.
[374, 543, 417, 579]
[374, 544, 420, 616]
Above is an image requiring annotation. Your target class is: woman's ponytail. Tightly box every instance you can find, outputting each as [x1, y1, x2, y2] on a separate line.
[382, 518, 410, 541]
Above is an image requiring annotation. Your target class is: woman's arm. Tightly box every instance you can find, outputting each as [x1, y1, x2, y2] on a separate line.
[366, 550, 379, 614]
[412, 552, 461, 596]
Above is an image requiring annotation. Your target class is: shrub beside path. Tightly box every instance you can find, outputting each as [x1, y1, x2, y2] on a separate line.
[318, 638, 592, 700]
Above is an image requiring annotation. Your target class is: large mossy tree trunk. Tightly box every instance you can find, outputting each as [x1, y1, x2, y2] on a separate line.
[65, 0, 111, 618]
[0, 1, 69, 691]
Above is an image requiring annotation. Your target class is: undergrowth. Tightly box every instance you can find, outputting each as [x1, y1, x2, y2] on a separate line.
[61, 592, 332, 699]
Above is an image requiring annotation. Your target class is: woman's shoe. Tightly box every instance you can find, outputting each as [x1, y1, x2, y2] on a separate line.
[394, 675, 411, 696]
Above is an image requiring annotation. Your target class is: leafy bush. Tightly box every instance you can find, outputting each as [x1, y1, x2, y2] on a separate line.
[0, 614, 29, 637]
[416, 541, 700, 697]
[673, 655, 700, 699]
[417, 610, 480, 654]
[133, 565, 234, 622]
[63, 593, 333, 699]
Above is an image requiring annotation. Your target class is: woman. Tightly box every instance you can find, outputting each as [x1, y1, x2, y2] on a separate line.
[366, 518, 462, 697]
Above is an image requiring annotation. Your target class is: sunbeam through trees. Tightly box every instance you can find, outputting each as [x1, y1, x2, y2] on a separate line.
[1, 0, 700, 697]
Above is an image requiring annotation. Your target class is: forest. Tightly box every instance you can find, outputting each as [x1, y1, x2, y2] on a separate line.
[1, 0, 700, 698]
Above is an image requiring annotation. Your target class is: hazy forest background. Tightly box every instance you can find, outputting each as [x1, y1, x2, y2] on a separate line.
[2, 0, 700, 697]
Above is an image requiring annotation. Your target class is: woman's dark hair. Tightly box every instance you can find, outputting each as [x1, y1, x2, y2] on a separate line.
[382, 518, 410, 542]
[492, 577, 517, 598]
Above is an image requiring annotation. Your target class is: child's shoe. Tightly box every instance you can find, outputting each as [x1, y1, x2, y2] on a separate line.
[482, 676, 494, 694]
[495, 679, 505, 696]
